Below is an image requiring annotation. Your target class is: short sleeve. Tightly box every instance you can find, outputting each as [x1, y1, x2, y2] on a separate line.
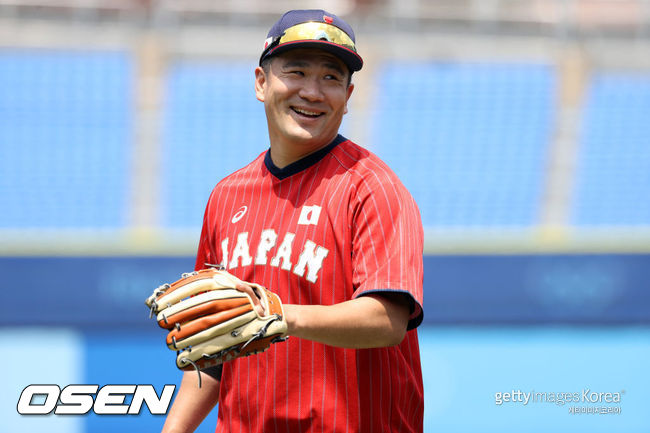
[194, 190, 218, 272]
[350, 169, 424, 330]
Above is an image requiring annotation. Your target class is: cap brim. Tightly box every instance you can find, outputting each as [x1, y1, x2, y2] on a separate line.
[262, 40, 363, 72]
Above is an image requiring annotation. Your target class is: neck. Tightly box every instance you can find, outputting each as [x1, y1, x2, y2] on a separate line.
[268, 134, 339, 169]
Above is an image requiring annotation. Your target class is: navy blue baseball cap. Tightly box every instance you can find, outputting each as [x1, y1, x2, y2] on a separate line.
[259, 9, 363, 72]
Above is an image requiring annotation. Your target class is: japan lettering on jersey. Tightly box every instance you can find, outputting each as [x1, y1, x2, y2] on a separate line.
[195, 135, 424, 433]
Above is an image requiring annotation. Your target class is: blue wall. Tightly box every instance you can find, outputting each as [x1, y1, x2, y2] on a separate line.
[2, 254, 648, 327]
[2, 255, 649, 432]
[3, 326, 648, 433]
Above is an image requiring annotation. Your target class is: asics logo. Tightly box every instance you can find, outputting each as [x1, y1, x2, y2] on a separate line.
[231, 206, 248, 223]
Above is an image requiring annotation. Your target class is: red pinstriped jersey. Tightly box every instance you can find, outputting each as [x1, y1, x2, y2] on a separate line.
[195, 135, 424, 433]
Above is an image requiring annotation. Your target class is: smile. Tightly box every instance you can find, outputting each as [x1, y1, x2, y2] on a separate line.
[291, 106, 324, 118]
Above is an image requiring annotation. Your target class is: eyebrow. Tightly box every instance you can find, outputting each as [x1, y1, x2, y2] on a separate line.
[283, 59, 309, 69]
[282, 59, 345, 77]
[323, 61, 345, 76]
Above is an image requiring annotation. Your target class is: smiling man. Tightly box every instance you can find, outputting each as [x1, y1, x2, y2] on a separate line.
[161, 9, 425, 433]
[256, 49, 355, 167]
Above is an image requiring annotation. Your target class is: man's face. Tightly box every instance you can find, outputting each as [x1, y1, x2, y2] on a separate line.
[255, 48, 354, 152]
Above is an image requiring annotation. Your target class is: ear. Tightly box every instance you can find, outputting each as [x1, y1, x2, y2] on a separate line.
[343, 83, 354, 115]
[254, 66, 267, 102]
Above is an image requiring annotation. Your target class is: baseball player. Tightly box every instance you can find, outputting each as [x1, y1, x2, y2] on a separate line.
[161, 9, 424, 433]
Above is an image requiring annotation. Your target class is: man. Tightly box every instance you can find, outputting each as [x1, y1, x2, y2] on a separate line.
[162, 9, 424, 433]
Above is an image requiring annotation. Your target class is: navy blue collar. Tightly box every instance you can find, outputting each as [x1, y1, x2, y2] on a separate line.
[265, 134, 347, 180]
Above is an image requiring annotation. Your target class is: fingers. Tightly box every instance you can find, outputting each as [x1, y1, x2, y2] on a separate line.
[235, 283, 266, 316]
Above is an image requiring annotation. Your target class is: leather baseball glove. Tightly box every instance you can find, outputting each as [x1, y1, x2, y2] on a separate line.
[145, 267, 288, 379]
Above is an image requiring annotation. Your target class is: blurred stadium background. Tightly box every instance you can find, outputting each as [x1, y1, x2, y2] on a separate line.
[1, 0, 649, 432]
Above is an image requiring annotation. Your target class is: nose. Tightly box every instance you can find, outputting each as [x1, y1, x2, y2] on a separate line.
[298, 76, 324, 102]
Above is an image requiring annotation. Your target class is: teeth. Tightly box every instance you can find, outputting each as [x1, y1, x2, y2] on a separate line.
[293, 107, 321, 116]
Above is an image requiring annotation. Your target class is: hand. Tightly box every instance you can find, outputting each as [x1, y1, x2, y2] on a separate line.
[235, 282, 267, 316]
[146, 268, 288, 372]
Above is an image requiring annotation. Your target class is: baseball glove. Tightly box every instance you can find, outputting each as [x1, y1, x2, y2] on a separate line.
[145, 267, 288, 379]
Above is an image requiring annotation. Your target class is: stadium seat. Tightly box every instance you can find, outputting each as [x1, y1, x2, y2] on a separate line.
[161, 61, 268, 228]
[0, 50, 132, 228]
[370, 61, 556, 228]
[572, 73, 650, 226]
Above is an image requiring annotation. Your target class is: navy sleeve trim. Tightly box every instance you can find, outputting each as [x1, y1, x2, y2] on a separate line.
[354, 288, 424, 331]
